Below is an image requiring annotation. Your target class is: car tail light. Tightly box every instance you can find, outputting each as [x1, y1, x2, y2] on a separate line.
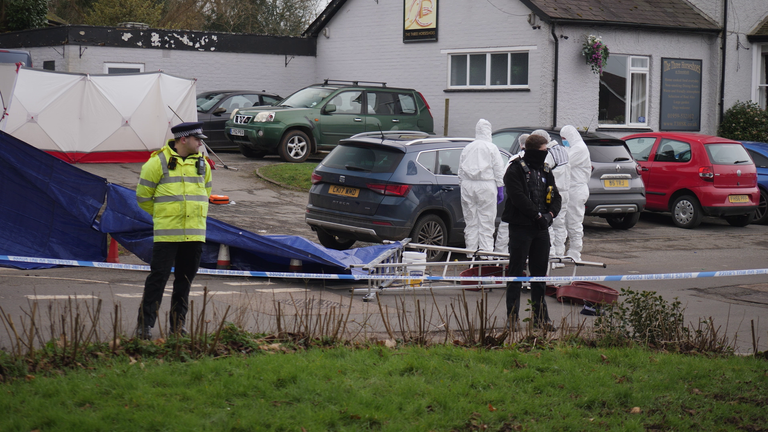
[635, 162, 642, 175]
[591, 165, 595, 173]
[367, 183, 412, 196]
[311, 172, 322, 184]
[418, 92, 433, 118]
[372, 221, 393, 226]
[698, 166, 714, 182]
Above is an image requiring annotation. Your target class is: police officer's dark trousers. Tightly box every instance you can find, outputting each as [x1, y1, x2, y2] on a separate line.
[138, 241, 204, 329]
[506, 225, 551, 324]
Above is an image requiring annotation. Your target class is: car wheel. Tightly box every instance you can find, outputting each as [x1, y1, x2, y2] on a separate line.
[606, 212, 641, 230]
[316, 229, 356, 250]
[752, 188, 768, 225]
[671, 195, 703, 229]
[238, 143, 266, 159]
[278, 130, 310, 163]
[410, 214, 447, 262]
[724, 213, 753, 227]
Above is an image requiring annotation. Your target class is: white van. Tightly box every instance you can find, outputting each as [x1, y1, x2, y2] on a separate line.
[0, 49, 32, 67]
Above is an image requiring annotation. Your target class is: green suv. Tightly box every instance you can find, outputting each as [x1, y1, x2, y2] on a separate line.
[224, 80, 434, 162]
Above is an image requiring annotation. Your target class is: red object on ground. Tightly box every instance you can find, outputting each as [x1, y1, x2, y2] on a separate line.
[545, 285, 559, 297]
[460, 265, 505, 291]
[556, 281, 619, 305]
[209, 195, 230, 204]
[107, 237, 120, 263]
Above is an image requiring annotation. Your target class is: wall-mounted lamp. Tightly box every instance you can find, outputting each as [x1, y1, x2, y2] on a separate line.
[559, 34, 569, 40]
[322, 27, 330, 38]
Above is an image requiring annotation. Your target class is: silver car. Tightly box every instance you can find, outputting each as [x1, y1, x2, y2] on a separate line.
[492, 127, 646, 229]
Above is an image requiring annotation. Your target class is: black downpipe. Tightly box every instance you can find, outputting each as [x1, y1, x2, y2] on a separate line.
[719, 0, 728, 125]
[551, 21, 559, 129]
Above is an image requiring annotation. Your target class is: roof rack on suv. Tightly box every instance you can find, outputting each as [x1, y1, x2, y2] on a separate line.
[322, 79, 387, 87]
[349, 131, 432, 140]
[405, 137, 472, 146]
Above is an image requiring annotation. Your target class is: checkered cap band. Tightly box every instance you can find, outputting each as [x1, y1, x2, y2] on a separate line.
[174, 127, 204, 139]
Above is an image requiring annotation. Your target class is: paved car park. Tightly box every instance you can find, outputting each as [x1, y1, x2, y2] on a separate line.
[1, 151, 767, 353]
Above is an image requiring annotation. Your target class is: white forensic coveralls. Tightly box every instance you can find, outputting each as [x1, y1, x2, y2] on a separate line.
[494, 134, 528, 254]
[560, 125, 591, 261]
[459, 119, 505, 258]
[531, 130, 571, 262]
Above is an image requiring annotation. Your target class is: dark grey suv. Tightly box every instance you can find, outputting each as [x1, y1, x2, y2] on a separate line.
[197, 90, 282, 150]
[492, 127, 646, 229]
[305, 131, 510, 261]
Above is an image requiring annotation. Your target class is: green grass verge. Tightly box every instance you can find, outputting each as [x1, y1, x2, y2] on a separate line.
[2, 345, 766, 431]
[258, 162, 318, 191]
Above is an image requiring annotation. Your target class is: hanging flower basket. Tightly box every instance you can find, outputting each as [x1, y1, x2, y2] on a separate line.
[582, 34, 609, 75]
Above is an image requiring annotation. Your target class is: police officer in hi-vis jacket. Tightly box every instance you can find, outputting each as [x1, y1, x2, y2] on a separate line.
[135, 122, 212, 339]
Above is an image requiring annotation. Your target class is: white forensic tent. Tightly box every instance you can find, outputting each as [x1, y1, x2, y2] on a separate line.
[0, 65, 196, 163]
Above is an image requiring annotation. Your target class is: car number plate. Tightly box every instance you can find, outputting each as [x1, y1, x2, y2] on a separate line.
[728, 195, 749, 203]
[603, 179, 628, 188]
[329, 185, 360, 197]
[230, 128, 245, 136]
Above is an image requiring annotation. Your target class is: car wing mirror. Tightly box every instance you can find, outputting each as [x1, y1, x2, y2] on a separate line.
[324, 103, 337, 114]
[213, 106, 227, 115]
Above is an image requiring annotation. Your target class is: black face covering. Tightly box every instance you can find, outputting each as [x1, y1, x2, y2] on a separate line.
[523, 149, 548, 167]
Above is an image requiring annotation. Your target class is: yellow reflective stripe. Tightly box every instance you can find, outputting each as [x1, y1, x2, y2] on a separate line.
[153, 195, 208, 203]
[138, 178, 158, 188]
[153, 195, 184, 203]
[157, 176, 206, 185]
[158, 177, 183, 184]
[205, 181, 212, 188]
[154, 229, 206, 236]
[158, 152, 169, 177]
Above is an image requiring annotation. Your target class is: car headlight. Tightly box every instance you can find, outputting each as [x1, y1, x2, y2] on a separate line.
[254, 111, 276, 122]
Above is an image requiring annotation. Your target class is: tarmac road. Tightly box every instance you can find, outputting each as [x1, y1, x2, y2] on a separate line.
[1, 151, 767, 353]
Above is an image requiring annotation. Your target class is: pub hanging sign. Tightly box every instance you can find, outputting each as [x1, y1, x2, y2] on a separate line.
[404, 0, 438, 42]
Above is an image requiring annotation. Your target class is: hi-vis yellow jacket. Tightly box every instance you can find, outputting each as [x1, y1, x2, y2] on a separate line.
[136, 141, 212, 242]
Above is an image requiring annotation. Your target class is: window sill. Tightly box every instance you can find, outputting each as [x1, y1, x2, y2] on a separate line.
[596, 127, 653, 133]
[444, 88, 531, 93]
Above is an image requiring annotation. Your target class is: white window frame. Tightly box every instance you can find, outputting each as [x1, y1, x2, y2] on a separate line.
[103, 62, 144, 74]
[752, 42, 768, 109]
[598, 54, 650, 128]
[441, 46, 535, 90]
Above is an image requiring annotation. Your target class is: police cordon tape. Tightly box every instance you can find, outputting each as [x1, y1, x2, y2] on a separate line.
[3, 255, 768, 283]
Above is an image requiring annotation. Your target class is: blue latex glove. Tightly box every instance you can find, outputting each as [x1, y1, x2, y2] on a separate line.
[497, 186, 504, 204]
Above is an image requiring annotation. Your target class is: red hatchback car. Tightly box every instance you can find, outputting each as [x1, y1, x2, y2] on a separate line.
[623, 132, 759, 228]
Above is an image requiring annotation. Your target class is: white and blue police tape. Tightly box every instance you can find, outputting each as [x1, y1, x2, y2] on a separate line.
[2, 255, 768, 283]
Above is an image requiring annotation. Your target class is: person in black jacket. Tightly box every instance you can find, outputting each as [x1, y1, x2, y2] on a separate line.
[501, 134, 562, 330]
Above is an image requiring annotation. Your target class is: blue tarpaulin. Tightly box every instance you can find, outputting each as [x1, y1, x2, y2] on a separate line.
[0, 131, 398, 273]
[0, 131, 108, 268]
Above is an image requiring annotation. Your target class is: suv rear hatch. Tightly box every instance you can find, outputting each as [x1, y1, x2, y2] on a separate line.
[309, 142, 406, 216]
[586, 138, 639, 190]
[704, 143, 758, 189]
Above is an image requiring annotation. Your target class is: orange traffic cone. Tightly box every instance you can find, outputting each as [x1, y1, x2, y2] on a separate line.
[216, 244, 231, 269]
[107, 237, 120, 263]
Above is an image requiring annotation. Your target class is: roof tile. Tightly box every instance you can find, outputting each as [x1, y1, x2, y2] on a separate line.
[751, 16, 768, 36]
[524, 0, 719, 30]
